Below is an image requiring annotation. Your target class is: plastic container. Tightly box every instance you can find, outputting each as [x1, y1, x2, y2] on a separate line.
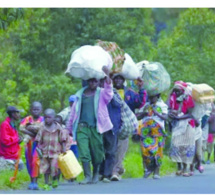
[192, 84, 215, 104]
[58, 150, 82, 179]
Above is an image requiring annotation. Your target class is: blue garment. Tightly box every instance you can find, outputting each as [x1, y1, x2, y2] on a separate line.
[124, 87, 148, 113]
[70, 145, 79, 158]
[107, 90, 122, 135]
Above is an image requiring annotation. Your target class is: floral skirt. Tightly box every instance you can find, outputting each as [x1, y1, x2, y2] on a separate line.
[138, 119, 167, 172]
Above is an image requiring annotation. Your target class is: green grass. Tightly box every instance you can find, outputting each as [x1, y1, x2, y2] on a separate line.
[122, 138, 176, 178]
[0, 137, 182, 190]
[0, 169, 29, 190]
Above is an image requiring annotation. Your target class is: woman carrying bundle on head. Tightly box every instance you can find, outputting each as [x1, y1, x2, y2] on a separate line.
[168, 81, 198, 177]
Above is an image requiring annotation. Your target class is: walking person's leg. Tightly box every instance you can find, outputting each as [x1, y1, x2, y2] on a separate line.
[77, 125, 92, 184]
[89, 127, 104, 184]
[195, 138, 204, 173]
[101, 131, 117, 182]
[206, 142, 212, 164]
[111, 137, 129, 181]
[50, 158, 60, 188]
[201, 140, 207, 164]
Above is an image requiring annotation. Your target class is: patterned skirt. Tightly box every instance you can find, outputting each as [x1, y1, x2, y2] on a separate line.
[138, 119, 167, 172]
[169, 124, 195, 164]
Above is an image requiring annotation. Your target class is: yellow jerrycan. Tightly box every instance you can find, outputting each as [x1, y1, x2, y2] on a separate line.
[58, 150, 83, 179]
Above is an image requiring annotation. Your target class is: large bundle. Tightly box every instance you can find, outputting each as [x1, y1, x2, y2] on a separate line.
[111, 53, 140, 80]
[120, 53, 140, 80]
[138, 62, 171, 96]
[65, 45, 113, 80]
[187, 82, 213, 120]
[192, 83, 215, 104]
[95, 40, 125, 73]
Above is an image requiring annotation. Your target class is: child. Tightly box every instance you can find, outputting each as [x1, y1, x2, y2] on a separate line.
[35, 109, 66, 190]
[19, 101, 44, 190]
[135, 94, 168, 179]
[54, 115, 72, 182]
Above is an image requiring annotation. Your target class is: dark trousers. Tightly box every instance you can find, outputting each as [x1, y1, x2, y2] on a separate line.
[99, 130, 118, 178]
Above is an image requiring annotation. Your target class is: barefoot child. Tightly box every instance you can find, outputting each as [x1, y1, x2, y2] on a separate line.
[35, 109, 66, 190]
[19, 101, 44, 190]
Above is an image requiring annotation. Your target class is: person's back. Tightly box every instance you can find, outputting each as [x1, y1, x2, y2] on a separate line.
[0, 106, 21, 160]
[0, 117, 20, 159]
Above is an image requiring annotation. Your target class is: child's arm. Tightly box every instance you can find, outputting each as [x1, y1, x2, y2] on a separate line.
[20, 129, 36, 137]
[61, 141, 66, 153]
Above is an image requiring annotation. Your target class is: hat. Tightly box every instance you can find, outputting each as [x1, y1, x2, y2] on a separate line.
[6, 106, 20, 114]
[68, 95, 77, 103]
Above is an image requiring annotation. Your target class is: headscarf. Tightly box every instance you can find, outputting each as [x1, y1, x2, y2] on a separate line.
[168, 81, 189, 107]
[173, 81, 188, 94]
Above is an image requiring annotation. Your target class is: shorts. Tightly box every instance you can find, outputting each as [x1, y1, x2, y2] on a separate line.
[40, 157, 58, 177]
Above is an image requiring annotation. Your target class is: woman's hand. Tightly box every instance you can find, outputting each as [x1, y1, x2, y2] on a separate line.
[136, 77, 144, 89]
[168, 112, 177, 119]
[102, 65, 110, 76]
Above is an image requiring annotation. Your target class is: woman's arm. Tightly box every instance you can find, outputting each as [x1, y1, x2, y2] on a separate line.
[153, 108, 168, 120]
[136, 112, 148, 120]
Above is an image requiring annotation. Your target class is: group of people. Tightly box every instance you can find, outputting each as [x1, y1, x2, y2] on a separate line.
[0, 65, 215, 190]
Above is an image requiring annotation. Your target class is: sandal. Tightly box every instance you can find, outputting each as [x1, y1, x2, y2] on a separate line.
[153, 174, 161, 179]
[198, 165, 204, 173]
[182, 172, 190, 177]
[144, 170, 152, 178]
[189, 171, 194, 176]
[28, 182, 34, 190]
[52, 180, 59, 188]
[176, 170, 182, 176]
[43, 184, 52, 191]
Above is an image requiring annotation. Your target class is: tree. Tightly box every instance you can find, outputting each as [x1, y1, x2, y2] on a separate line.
[151, 8, 215, 88]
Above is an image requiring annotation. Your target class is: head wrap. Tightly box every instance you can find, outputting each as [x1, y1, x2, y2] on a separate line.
[172, 81, 189, 96]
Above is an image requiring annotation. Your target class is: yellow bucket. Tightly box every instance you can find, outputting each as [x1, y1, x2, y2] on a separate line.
[58, 150, 83, 179]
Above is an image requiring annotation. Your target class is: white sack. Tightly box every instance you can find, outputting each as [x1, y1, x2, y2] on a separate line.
[65, 45, 113, 80]
[120, 53, 140, 80]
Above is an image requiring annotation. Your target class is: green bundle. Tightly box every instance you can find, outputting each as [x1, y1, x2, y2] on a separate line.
[140, 62, 171, 96]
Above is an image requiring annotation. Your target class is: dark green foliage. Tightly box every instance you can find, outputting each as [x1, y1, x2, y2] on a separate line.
[0, 8, 214, 121]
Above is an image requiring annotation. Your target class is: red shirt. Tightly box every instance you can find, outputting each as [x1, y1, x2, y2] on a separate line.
[169, 93, 196, 127]
[0, 117, 20, 160]
[170, 93, 195, 114]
